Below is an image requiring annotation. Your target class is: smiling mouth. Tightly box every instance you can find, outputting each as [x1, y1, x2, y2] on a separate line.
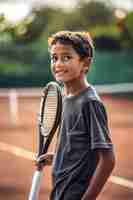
[55, 70, 67, 75]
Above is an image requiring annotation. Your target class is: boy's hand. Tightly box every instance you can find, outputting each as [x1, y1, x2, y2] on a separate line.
[34, 153, 54, 167]
[82, 195, 96, 200]
[81, 192, 96, 200]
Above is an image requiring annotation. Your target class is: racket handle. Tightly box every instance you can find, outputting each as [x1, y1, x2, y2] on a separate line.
[28, 170, 43, 200]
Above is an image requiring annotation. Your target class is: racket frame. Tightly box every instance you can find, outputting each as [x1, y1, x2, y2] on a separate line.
[36, 81, 62, 159]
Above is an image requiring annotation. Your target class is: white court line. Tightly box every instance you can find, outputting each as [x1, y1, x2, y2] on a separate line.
[0, 141, 34, 160]
[0, 142, 133, 190]
[110, 176, 133, 189]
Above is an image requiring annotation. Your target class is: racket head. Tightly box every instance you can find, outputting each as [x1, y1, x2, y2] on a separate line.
[36, 81, 62, 158]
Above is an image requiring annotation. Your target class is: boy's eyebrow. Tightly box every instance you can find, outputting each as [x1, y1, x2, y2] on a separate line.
[51, 52, 72, 56]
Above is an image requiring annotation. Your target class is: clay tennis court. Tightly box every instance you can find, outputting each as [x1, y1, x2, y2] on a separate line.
[0, 91, 133, 200]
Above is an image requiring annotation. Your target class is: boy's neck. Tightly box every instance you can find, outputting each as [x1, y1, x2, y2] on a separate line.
[63, 78, 90, 97]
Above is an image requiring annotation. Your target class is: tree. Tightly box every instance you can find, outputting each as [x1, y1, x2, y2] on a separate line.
[77, 0, 114, 28]
[11, 7, 53, 43]
[115, 10, 133, 49]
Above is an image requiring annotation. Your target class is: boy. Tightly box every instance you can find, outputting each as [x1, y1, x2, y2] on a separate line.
[42, 31, 115, 200]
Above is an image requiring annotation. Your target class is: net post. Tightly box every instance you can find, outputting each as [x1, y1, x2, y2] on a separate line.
[8, 89, 19, 126]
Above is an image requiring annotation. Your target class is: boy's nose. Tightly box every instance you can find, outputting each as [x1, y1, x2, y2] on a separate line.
[55, 59, 64, 68]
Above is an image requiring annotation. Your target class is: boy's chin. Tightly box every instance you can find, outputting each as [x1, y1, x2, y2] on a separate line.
[55, 78, 63, 84]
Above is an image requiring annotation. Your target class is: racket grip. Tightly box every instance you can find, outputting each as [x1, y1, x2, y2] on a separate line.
[28, 170, 43, 200]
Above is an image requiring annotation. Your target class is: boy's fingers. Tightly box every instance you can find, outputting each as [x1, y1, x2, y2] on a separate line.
[34, 154, 53, 165]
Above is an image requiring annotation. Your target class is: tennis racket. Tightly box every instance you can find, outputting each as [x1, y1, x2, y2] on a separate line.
[28, 81, 62, 200]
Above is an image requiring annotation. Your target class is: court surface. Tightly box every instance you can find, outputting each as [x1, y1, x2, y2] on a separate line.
[0, 93, 133, 200]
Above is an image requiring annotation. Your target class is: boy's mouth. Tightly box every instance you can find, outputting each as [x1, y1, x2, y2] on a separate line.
[55, 70, 67, 76]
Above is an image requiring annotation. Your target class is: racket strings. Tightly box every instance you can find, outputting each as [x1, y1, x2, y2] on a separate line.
[42, 88, 58, 136]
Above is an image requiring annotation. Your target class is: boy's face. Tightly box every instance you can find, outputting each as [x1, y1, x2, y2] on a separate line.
[50, 42, 88, 84]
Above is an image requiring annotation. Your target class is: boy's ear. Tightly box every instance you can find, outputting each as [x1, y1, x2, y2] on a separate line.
[83, 58, 91, 73]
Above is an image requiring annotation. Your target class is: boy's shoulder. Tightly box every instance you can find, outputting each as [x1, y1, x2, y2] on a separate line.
[81, 86, 106, 112]
[81, 85, 101, 103]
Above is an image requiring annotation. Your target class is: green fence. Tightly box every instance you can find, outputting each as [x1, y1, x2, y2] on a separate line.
[0, 48, 133, 88]
[88, 51, 133, 85]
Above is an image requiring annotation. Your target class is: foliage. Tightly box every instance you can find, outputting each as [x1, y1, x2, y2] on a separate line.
[90, 25, 121, 50]
[10, 8, 53, 43]
[121, 11, 133, 49]
[77, 0, 114, 28]
[45, 0, 115, 34]
[0, 0, 115, 42]
[90, 25, 120, 39]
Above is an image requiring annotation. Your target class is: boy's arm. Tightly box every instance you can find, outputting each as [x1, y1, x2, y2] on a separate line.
[81, 150, 115, 200]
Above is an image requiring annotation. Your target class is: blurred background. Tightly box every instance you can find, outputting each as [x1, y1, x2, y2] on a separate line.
[0, 0, 133, 87]
[0, 0, 133, 200]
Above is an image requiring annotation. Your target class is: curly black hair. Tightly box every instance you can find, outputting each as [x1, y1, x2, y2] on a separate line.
[48, 31, 94, 61]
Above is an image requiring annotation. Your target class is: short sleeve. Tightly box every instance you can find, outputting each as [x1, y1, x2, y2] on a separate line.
[83, 100, 113, 150]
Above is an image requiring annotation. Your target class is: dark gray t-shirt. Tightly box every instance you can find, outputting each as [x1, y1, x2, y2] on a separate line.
[50, 86, 113, 200]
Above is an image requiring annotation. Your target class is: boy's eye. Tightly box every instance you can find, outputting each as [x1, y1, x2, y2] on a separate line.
[63, 55, 72, 62]
[51, 55, 72, 63]
[51, 56, 57, 63]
